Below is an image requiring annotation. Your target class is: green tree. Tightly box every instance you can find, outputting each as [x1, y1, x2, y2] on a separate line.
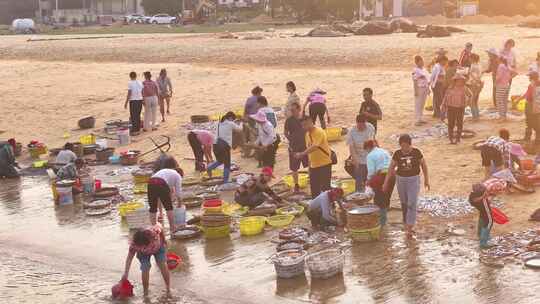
[141, 0, 182, 16]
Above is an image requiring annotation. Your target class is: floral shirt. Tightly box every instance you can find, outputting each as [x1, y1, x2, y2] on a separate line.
[129, 224, 164, 255]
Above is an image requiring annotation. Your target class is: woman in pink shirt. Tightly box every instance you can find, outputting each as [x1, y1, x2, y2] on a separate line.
[303, 89, 331, 129]
[495, 56, 517, 120]
[187, 130, 214, 172]
[142, 71, 160, 131]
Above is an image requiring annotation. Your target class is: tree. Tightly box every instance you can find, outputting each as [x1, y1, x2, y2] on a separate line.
[141, 0, 182, 16]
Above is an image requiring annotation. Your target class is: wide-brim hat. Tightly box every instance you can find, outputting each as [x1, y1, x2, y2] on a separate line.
[250, 110, 267, 123]
[486, 48, 499, 56]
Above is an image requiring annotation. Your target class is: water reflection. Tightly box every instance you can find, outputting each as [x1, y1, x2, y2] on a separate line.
[275, 275, 309, 299]
[0, 177, 22, 214]
[309, 274, 347, 303]
[203, 238, 234, 265]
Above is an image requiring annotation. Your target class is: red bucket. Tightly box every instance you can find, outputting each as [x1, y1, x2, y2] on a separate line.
[166, 252, 182, 270]
[203, 199, 222, 208]
[491, 207, 509, 225]
[111, 279, 134, 300]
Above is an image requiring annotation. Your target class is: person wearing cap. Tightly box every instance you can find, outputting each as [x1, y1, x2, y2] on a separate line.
[242, 86, 263, 158]
[458, 42, 473, 68]
[247, 109, 280, 168]
[430, 55, 448, 118]
[347, 113, 375, 192]
[442, 73, 470, 144]
[412, 55, 430, 126]
[384, 134, 430, 239]
[307, 188, 344, 230]
[207, 112, 242, 184]
[468, 53, 483, 120]
[296, 116, 333, 198]
[495, 55, 518, 120]
[364, 140, 393, 226]
[303, 88, 330, 129]
[234, 167, 283, 208]
[484, 48, 500, 107]
[522, 69, 540, 143]
[468, 183, 494, 248]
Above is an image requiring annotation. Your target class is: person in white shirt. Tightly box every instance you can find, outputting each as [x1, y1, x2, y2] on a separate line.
[257, 96, 277, 128]
[148, 157, 183, 235]
[347, 114, 375, 192]
[124, 72, 144, 135]
[412, 55, 430, 126]
[248, 109, 280, 168]
[207, 112, 242, 183]
[55, 143, 77, 167]
[430, 55, 448, 119]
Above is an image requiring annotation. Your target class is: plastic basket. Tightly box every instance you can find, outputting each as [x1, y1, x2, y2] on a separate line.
[239, 216, 266, 236]
[337, 179, 356, 195]
[202, 225, 230, 239]
[222, 202, 249, 217]
[118, 201, 144, 217]
[125, 208, 150, 229]
[276, 205, 305, 217]
[325, 127, 344, 142]
[133, 183, 147, 194]
[272, 250, 307, 279]
[267, 214, 295, 228]
[305, 248, 345, 279]
[282, 173, 309, 189]
[29, 146, 47, 159]
[202, 168, 224, 178]
[349, 225, 381, 242]
[133, 175, 150, 185]
[32, 160, 48, 168]
[80, 134, 96, 145]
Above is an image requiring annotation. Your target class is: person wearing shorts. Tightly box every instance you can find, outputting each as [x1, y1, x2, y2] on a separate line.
[480, 129, 510, 179]
[121, 224, 170, 295]
[284, 102, 307, 192]
[147, 157, 183, 234]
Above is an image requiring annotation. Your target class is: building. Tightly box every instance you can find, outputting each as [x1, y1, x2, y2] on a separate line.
[458, 0, 479, 17]
[359, 0, 446, 18]
[217, 0, 260, 8]
[37, 0, 144, 23]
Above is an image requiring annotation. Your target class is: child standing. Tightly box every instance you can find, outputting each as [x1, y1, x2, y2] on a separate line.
[468, 183, 494, 249]
[121, 223, 171, 295]
[442, 74, 468, 144]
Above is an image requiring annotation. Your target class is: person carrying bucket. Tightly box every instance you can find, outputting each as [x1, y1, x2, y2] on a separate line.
[121, 223, 171, 296]
[468, 183, 494, 249]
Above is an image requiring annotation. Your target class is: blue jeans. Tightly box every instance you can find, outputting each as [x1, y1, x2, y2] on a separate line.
[396, 175, 420, 225]
[354, 164, 368, 193]
[136, 245, 166, 272]
[478, 217, 492, 248]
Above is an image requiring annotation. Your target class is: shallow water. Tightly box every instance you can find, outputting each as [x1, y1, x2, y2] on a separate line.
[1, 171, 539, 304]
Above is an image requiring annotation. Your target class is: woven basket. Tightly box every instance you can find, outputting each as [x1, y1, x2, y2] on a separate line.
[272, 250, 307, 279]
[78, 116, 96, 129]
[305, 248, 345, 279]
[121, 153, 140, 166]
[346, 205, 380, 231]
[201, 214, 231, 227]
[96, 148, 115, 161]
[125, 208, 150, 229]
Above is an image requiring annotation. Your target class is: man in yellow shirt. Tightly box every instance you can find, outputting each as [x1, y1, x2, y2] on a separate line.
[295, 116, 332, 198]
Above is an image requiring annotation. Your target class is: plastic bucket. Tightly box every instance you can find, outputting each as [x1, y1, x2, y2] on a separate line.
[174, 206, 186, 226]
[96, 138, 108, 149]
[118, 128, 130, 146]
[56, 184, 73, 205]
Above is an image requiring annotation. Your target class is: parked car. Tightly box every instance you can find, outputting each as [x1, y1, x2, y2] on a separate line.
[149, 14, 176, 24]
[125, 14, 145, 24]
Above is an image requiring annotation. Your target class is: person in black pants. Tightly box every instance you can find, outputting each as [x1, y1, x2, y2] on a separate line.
[124, 71, 143, 135]
[303, 89, 331, 129]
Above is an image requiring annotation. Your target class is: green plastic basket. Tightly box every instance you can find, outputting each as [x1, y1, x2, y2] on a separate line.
[202, 225, 230, 239]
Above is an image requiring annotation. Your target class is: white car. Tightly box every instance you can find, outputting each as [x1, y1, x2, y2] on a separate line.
[125, 14, 145, 23]
[149, 14, 176, 24]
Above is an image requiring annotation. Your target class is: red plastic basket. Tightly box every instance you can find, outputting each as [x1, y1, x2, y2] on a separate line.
[491, 207, 509, 225]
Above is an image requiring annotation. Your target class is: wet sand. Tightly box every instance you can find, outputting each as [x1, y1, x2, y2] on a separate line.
[1, 24, 540, 303]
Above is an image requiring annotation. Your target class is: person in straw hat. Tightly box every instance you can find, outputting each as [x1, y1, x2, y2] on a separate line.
[247, 109, 280, 168]
[442, 73, 470, 144]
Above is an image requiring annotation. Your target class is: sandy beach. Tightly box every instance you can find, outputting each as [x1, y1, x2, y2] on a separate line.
[1, 23, 540, 303]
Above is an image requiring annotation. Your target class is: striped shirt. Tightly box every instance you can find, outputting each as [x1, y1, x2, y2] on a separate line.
[129, 224, 164, 255]
[443, 86, 467, 108]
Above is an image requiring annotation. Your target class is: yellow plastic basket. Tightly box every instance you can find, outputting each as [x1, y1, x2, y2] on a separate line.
[119, 201, 145, 217]
[337, 179, 356, 195]
[201, 168, 224, 179]
[325, 127, 344, 142]
[267, 214, 295, 228]
[133, 175, 150, 185]
[203, 225, 230, 239]
[222, 202, 249, 217]
[282, 173, 309, 189]
[80, 134, 96, 145]
[239, 216, 266, 236]
[349, 226, 381, 242]
[133, 183, 147, 194]
[516, 99, 526, 112]
[33, 160, 48, 168]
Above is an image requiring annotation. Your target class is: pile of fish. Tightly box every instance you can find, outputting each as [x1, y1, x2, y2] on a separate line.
[182, 121, 218, 132]
[482, 229, 540, 262]
[416, 196, 503, 218]
[390, 124, 448, 142]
